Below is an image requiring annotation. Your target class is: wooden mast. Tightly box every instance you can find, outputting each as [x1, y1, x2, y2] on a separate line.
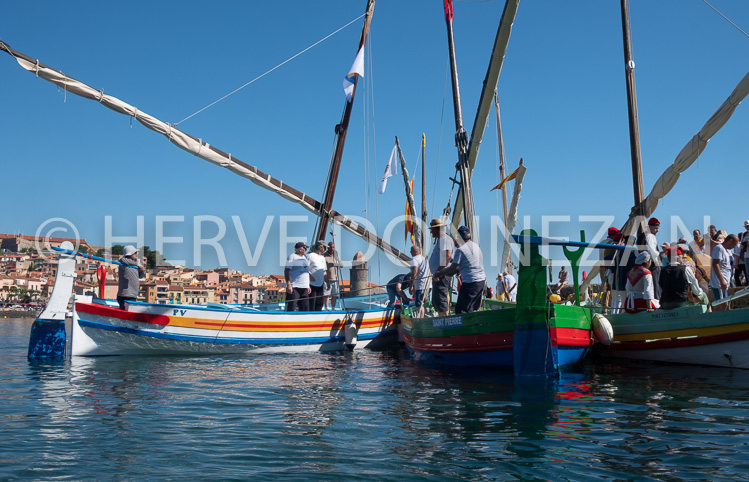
[421, 133, 427, 249]
[620, 0, 645, 232]
[443, 0, 476, 240]
[315, 0, 375, 244]
[396, 137, 422, 249]
[493, 91, 509, 231]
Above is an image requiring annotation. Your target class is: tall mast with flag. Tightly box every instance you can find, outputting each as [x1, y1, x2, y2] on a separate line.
[314, 0, 375, 244]
[443, 0, 477, 243]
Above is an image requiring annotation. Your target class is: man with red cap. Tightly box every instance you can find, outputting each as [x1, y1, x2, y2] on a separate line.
[644, 217, 662, 301]
[659, 246, 707, 309]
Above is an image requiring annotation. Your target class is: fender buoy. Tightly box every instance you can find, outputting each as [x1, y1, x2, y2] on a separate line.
[344, 319, 358, 350]
[592, 313, 614, 345]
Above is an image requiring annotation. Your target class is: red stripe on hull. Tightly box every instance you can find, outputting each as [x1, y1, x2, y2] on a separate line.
[402, 331, 513, 353]
[551, 327, 592, 347]
[76, 303, 170, 326]
[609, 328, 749, 350]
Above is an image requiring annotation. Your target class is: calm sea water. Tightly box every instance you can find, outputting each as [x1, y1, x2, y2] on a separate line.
[2, 317, 749, 480]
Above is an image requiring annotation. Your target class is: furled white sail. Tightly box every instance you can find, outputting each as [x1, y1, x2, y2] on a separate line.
[581, 70, 749, 294]
[620, 70, 749, 236]
[1, 41, 410, 266]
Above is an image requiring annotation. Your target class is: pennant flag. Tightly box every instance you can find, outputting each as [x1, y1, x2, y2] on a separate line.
[343, 47, 365, 101]
[490, 166, 520, 192]
[405, 177, 415, 247]
[378, 144, 398, 194]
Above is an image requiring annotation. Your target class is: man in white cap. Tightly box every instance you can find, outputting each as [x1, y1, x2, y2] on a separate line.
[285, 241, 311, 311]
[624, 251, 658, 313]
[428, 218, 454, 316]
[117, 245, 146, 310]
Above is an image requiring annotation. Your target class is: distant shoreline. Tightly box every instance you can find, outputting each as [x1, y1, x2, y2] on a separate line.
[1, 310, 39, 318]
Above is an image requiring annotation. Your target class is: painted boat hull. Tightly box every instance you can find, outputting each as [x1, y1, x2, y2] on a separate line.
[72, 298, 399, 356]
[598, 305, 749, 369]
[400, 303, 592, 373]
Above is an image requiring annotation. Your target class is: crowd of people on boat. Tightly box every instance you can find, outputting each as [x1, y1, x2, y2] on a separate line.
[282, 218, 490, 316]
[599, 218, 749, 314]
[279, 216, 749, 316]
[382, 218, 488, 316]
[284, 240, 342, 312]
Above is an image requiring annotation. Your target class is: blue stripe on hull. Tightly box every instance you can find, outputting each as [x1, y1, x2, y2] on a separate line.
[555, 346, 589, 368]
[77, 318, 390, 345]
[405, 345, 587, 370]
[405, 346, 514, 367]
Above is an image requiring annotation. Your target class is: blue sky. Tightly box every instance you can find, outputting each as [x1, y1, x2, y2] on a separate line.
[2, 0, 748, 284]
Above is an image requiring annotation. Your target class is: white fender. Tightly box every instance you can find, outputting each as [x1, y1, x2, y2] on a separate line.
[592, 313, 614, 346]
[344, 319, 358, 350]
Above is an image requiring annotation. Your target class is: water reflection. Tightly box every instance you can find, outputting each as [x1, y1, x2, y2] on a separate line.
[4, 316, 749, 480]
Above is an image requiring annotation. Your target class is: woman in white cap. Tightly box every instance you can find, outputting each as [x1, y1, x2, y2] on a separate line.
[117, 245, 146, 310]
[624, 251, 659, 313]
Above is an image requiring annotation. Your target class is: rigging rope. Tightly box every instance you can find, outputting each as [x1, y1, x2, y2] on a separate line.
[175, 13, 366, 126]
[431, 56, 450, 217]
[703, 0, 749, 40]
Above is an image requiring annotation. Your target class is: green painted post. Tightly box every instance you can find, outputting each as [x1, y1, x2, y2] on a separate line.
[562, 230, 586, 305]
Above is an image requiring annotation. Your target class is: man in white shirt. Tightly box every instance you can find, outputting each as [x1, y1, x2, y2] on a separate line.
[644, 217, 662, 300]
[434, 226, 486, 314]
[710, 233, 738, 301]
[502, 271, 517, 303]
[285, 241, 311, 311]
[307, 241, 328, 311]
[428, 218, 454, 316]
[408, 245, 429, 317]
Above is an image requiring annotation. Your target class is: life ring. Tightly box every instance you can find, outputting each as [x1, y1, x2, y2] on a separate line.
[591, 313, 614, 345]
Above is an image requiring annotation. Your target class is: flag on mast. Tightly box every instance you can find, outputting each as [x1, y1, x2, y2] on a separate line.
[378, 144, 398, 194]
[490, 166, 520, 192]
[343, 47, 365, 101]
[405, 177, 415, 247]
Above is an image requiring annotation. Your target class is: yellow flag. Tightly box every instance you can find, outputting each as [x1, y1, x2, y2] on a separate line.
[490, 166, 519, 192]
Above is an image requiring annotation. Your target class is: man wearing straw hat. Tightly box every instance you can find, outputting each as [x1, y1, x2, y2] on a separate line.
[428, 218, 454, 316]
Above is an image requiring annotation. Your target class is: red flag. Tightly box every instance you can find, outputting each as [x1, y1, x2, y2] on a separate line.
[405, 177, 415, 247]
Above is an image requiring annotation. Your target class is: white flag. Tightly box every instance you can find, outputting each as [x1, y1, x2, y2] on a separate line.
[343, 47, 365, 101]
[378, 145, 398, 194]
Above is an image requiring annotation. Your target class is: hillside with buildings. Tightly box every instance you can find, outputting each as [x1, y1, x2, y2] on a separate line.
[0, 233, 287, 308]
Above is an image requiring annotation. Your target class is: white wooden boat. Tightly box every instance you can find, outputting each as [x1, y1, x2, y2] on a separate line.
[30, 242, 399, 357]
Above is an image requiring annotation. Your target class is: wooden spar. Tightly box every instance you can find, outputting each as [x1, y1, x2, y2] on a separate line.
[493, 91, 509, 230]
[421, 134, 427, 249]
[395, 137, 421, 249]
[443, 0, 476, 241]
[315, 0, 375, 244]
[620, 0, 646, 234]
[449, 0, 519, 238]
[0, 38, 412, 266]
[500, 159, 525, 276]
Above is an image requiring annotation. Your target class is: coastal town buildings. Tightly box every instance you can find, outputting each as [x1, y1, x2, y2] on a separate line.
[1, 232, 288, 308]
